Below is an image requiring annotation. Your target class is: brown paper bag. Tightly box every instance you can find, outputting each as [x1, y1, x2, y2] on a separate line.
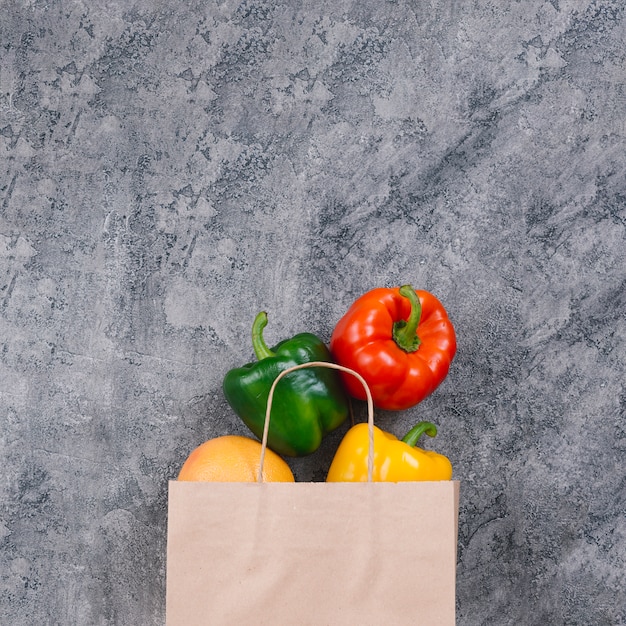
[166, 363, 460, 625]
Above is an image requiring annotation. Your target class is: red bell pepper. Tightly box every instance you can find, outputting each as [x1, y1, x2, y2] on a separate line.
[329, 285, 456, 410]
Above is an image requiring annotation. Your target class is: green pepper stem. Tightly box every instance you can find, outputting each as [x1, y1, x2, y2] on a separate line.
[401, 421, 438, 447]
[251, 311, 275, 360]
[392, 285, 422, 353]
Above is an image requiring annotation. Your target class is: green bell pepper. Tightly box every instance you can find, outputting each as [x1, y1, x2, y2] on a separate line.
[223, 311, 350, 457]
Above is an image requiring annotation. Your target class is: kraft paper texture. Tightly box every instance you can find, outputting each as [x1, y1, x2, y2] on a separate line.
[166, 480, 460, 625]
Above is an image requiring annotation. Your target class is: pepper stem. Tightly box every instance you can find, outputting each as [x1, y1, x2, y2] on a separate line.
[392, 285, 422, 353]
[401, 421, 438, 447]
[251, 311, 275, 360]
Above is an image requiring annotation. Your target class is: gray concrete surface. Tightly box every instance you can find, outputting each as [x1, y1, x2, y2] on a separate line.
[1, 0, 625, 624]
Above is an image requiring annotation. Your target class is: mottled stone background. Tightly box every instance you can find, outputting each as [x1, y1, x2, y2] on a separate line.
[1, 0, 624, 624]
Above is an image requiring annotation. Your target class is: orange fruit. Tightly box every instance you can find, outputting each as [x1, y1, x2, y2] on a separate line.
[177, 435, 295, 482]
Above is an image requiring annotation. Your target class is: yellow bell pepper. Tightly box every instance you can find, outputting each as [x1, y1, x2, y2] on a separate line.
[326, 421, 452, 482]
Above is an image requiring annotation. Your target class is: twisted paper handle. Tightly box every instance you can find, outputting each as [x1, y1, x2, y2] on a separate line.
[258, 361, 375, 483]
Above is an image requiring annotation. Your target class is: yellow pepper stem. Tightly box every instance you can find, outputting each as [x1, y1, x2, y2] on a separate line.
[401, 421, 438, 447]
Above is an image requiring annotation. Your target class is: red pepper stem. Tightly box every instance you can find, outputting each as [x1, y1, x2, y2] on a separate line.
[392, 285, 422, 353]
[252, 311, 275, 360]
[401, 421, 438, 447]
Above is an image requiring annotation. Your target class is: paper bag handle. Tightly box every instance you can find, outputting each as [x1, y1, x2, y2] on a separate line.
[258, 361, 375, 483]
